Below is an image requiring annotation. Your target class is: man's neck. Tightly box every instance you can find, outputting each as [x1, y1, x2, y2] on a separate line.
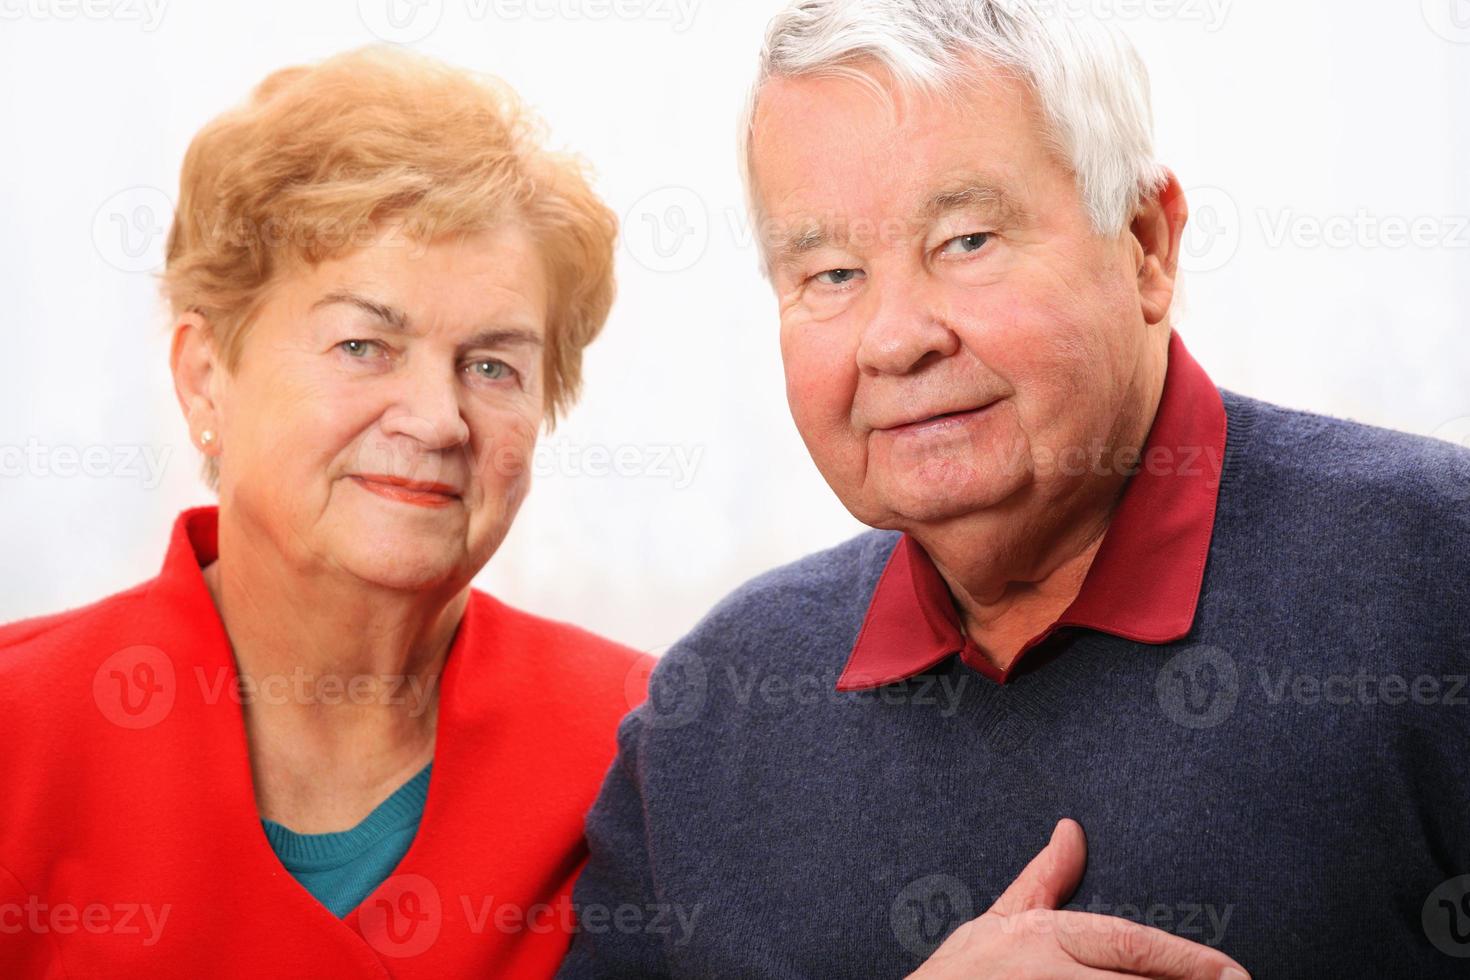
[912, 338, 1170, 673]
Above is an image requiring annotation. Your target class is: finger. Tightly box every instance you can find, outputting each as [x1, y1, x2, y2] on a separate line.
[1054, 912, 1250, 980]
[986, 818, 1087, 917]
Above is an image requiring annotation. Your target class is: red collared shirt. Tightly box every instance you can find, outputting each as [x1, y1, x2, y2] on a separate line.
[0, 506, 652, 979]
[836, 329, 1227, 690]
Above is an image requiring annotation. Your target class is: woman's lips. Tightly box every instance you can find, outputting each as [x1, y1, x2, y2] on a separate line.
[350, 474, 461, 508]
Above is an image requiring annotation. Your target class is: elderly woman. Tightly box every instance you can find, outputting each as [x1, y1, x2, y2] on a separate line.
[0, 48, 649, 977]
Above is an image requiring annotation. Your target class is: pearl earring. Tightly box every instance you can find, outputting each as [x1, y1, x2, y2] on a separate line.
[200, 429, 215, 447]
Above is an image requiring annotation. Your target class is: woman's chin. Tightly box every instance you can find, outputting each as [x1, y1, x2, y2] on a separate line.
[331, 532, 467, 594]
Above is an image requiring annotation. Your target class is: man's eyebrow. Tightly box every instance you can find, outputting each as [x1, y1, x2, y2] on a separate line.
[311, 291, 410, 331]
[767, 180, 1026, 272]
[770, 223, 833, 272]
[920, 179, 1027, 224]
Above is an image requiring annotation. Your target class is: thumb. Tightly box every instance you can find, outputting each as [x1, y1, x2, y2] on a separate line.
[987, 818, 1087, 917]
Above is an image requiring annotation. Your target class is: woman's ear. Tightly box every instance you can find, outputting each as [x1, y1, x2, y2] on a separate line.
[169, 311, 224, 456]
[1130, 168, 1189, 327]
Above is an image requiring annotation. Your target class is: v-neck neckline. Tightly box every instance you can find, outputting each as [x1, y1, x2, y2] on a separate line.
[142, 506, 480, 952]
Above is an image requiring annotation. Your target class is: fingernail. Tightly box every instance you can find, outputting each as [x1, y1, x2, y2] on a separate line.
[1220, 969, 1249, 980]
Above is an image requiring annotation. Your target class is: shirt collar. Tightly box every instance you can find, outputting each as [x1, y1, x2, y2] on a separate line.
[836, 329, 1227, 690]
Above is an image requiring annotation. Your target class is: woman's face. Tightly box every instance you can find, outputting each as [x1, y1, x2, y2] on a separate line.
[207, 222, 549, 593]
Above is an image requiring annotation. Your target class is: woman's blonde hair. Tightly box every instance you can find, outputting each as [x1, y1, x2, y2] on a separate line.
[162, 46, 617, 485]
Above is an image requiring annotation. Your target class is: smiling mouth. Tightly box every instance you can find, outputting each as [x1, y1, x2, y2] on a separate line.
[880, 401, 998, 434]
[350, 474, 461, 508]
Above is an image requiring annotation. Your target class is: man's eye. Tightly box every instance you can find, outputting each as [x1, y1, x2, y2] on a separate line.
[940, 232, 990, 255]
[813, 268, 864, 286]
[338, 339, 383, 357]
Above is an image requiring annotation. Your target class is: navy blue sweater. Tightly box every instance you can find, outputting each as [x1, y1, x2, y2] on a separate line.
[560, 390, 1470, 979]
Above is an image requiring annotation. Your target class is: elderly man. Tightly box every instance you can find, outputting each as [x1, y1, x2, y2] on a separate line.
[560, 1, 1470, 977]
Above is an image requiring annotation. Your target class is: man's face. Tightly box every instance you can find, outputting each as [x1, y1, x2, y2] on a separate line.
[751, 65, 1164, 531]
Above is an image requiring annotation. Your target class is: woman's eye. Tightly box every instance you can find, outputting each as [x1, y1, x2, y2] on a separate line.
[338, 339, 382, 358]
[813, 268, 864, 286]
[940, 232, 990, 255]
[466, 359, 512, 382]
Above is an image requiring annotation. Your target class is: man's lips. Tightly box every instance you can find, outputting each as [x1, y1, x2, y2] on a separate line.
[350, 474, 462, 507]
[874, 400, 1000, 434]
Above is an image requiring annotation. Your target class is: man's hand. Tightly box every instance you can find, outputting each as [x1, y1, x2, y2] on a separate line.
[906, 820, 1250, 979]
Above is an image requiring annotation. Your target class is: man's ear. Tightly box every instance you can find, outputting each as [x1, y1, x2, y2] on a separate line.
[169, 311, 224, 456]
[1129, 168, 1188, 327]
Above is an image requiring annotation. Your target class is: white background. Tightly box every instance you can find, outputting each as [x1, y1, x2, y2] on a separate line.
[1, 0, 1467, 655]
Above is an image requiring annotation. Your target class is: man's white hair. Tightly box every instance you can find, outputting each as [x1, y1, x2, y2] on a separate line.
[739, 0, 1169, 240]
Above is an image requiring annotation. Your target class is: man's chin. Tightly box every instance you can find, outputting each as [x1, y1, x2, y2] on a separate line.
[858, 474, 1027, 528]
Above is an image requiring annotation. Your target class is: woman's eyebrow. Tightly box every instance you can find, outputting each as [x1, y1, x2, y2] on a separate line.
[311, 292, 543, 349]
[311, 290, 410, 330]
[460, 328, 544, 351]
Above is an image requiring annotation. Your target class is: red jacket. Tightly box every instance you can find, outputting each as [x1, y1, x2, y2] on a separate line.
[0, 507, 653, 978]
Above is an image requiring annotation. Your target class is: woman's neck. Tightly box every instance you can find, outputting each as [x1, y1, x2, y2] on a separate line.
[199, 535, 467, 831]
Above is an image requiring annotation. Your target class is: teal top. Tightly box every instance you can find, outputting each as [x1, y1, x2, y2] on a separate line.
[262, 763, 433, 919]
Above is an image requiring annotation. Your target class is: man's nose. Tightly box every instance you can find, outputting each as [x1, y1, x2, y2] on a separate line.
[854, 277, 961, 376]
